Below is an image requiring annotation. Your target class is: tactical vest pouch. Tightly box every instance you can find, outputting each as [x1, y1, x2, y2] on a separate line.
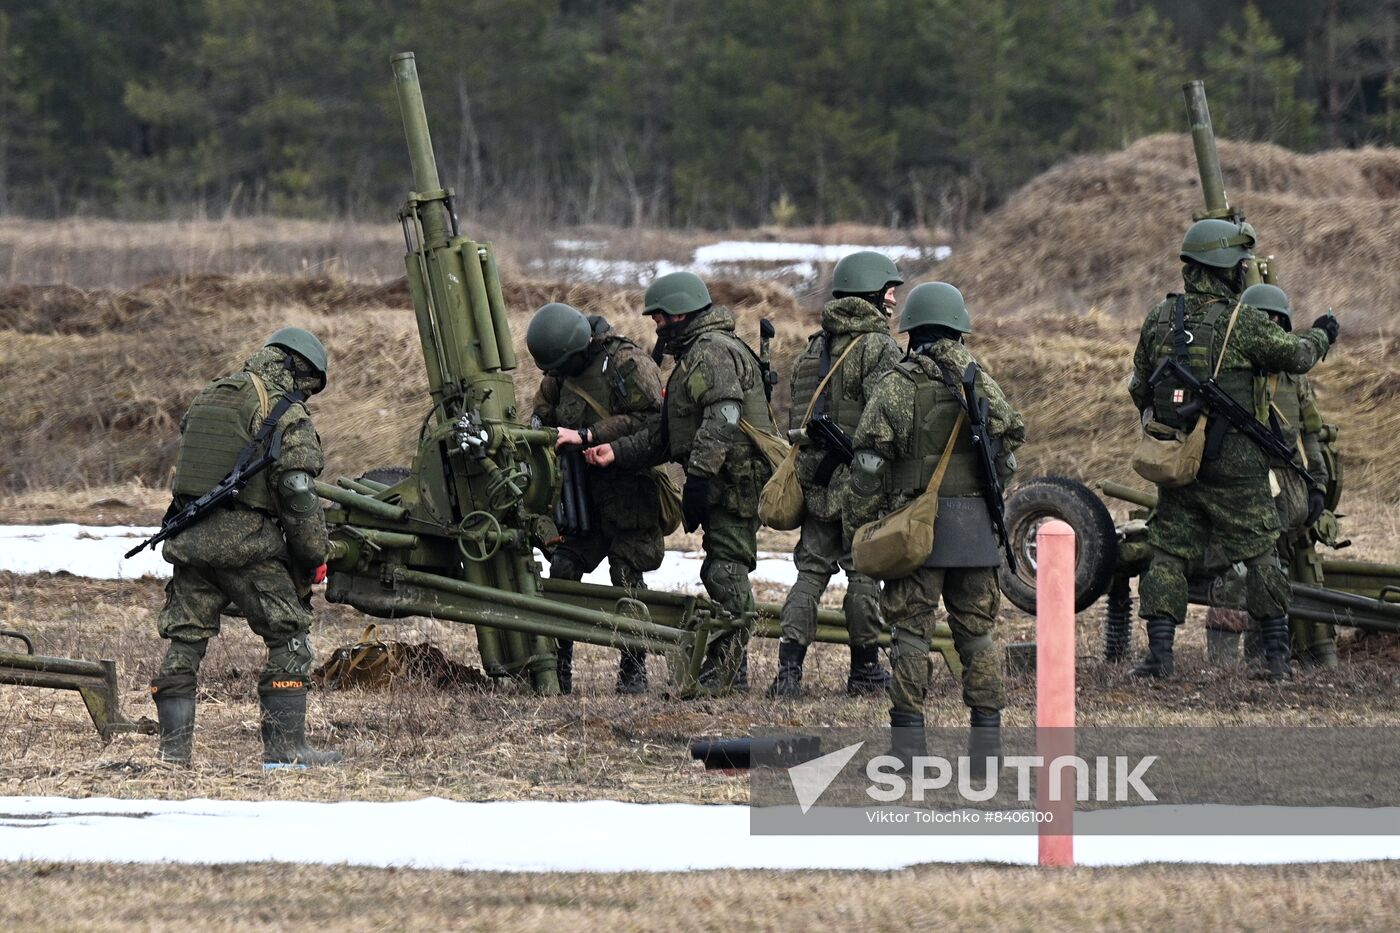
[852, 411, 965, 580]
[759, 336, 867, 530]
[1132, 298, 1240, 487]
[652, 467, 683, 535]
[1131, 417, 1207, 487]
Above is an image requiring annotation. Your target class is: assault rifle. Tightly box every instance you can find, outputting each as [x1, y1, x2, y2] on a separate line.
[758, 318, 778, 403]
[805, 414, 854, 485]
[1149, 357, 1322, 495]
[124, 432, 285, 560]
[961, 363, 1016, 572]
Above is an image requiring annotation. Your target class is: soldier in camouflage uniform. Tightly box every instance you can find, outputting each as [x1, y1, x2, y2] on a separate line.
[586, 272, 775, 691]
[1129, 220, 1338, 681]
[150, 328, 340, 768]
[526, 302, 667, 694]
[1203, 284, 1338, 669]
[844, 282, 1024, 768]
[769, 251, 903, 698]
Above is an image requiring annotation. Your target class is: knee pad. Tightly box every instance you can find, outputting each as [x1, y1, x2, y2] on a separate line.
[953, 630, 994, 660]
[266, 634, 314, 677]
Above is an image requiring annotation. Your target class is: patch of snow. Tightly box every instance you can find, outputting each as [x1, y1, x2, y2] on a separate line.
[0, 526, 816, 593]
[0, 797, 1395, 872]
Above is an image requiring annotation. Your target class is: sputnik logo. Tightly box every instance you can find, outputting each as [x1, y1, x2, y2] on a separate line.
[787, 741, 865, 814]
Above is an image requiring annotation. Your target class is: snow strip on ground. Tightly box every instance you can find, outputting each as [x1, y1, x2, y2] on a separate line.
[0, 525, 817, 591]
[1, 797, 1397, 871]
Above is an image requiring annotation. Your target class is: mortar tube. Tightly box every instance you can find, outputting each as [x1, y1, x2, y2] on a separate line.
[1183, 80, 1230, 218]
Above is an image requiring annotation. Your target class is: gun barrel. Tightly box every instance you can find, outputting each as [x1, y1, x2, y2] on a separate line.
[1182, 80, 1231, 220]
[391, 52, 453, 249]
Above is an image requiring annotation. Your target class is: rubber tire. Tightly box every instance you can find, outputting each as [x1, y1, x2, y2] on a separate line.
[997, 475, 1118, 615]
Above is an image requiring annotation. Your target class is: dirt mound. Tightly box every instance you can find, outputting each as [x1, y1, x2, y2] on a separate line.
[0, 275, 802, 493]
[941, 134, 1400, 331]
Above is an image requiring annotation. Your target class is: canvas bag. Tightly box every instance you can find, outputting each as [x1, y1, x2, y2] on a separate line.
[566, 382, 682, 535]
[1131, 297, 1241, 487]
[758, 334, 869, 530]
[852, 410, 966, 579]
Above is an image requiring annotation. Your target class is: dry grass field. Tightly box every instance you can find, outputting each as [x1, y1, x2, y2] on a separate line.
[1, 133, 1398, 926]
[3, 860, 1399, 931]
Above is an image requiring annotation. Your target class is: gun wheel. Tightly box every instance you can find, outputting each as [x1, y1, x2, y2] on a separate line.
[456, 510, 503, 563]
[997, 475, 1118, 615]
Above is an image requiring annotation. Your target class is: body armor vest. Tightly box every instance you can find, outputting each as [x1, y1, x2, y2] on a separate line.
[172, 373, 279, 512]
[556, 337, 629, 429]
[1269, 373, 1305, 447]
[665, 332, 774, 459]
[788, 332, 863, 437]
[885, 361, 982, 498]
[1150, 295, 1260, 430]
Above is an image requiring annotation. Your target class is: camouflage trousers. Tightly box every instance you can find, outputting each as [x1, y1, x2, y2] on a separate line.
[883, 566, 1004, 716]
[700, 503, 759, 673]
[779, 512, 883, 647]
[1141, 472, 1288, 625]
[551, 532, 651, 590]
[152, 560, 315, 697]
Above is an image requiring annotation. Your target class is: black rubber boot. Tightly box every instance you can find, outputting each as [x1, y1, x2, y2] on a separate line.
[846, 643, 892, 696]
[615, 648, 648, 695]
[260, 691, 343, 768]
[1258, 616, 1293, 682]
[967, 707, 1002, 782]
[154, 694, 195, 767]
[1129, 617, 1176, 678]
[766, 640, 807, 699]
[888, 710, 926, 774]
[556, 639, 574, 695]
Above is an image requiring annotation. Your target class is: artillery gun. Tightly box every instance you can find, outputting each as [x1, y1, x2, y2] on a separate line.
[315, 53, 959, 695]
[994, 81, 1397, 659]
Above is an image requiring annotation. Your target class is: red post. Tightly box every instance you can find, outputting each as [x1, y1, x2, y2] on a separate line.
[1036, 519, 1075, 867]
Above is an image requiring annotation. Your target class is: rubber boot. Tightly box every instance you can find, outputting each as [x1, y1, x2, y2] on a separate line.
[260, 691, 343, 768]
[846, 643, 892, 696]
[154, 694, 195, 767]
[698, 636, 749, 693]
[615, 648, 648, 695]
[967, 707, 1002, 782]
[888, 709, 926, 774]
[1258, 616, 1293, 682]
[766, 640, 807, 699]
[1205, 628, 1240, 667]
[1129, 618, 1176, 678]
[556, 639, 574, 695]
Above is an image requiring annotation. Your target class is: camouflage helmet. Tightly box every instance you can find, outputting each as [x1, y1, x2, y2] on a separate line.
[1180, 218, 1256, 269]
[1241, 283, 1290, 320]
[264, 327, 328, 380]
[643, 271, 712, 316]
[526, 302, 592, 372]
[898, 282, 971, 334]
[832, 250, 904, 296]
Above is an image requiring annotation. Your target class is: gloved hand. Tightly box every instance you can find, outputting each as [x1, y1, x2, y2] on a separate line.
[681, 474, 710, 532]
[1311, 312, 1340, 344]
[1306, 489, 1327, 528]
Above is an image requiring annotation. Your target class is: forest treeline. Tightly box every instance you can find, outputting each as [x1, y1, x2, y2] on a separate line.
[0, 0, 1396, 229]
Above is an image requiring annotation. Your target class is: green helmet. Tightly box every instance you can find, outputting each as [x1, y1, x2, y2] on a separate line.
[1241, 283, 1290, 319]
[264, 327, 328, 380]
[526, 302, 592, 373]
[643, 272, 712, 316]
[832, 250, 904, 296]
[1180, 219, 1256, 269]
[898, 282, 970, 334]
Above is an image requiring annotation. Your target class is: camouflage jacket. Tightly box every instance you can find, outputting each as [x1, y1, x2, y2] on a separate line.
[790, 297, 903, 520]
[162, 346, 329, 570]
[1130, 264, 1331, 483]
[612, 305, 773, 517]
[531, 320, 664, 445]
[843, 339, 1024, 534]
